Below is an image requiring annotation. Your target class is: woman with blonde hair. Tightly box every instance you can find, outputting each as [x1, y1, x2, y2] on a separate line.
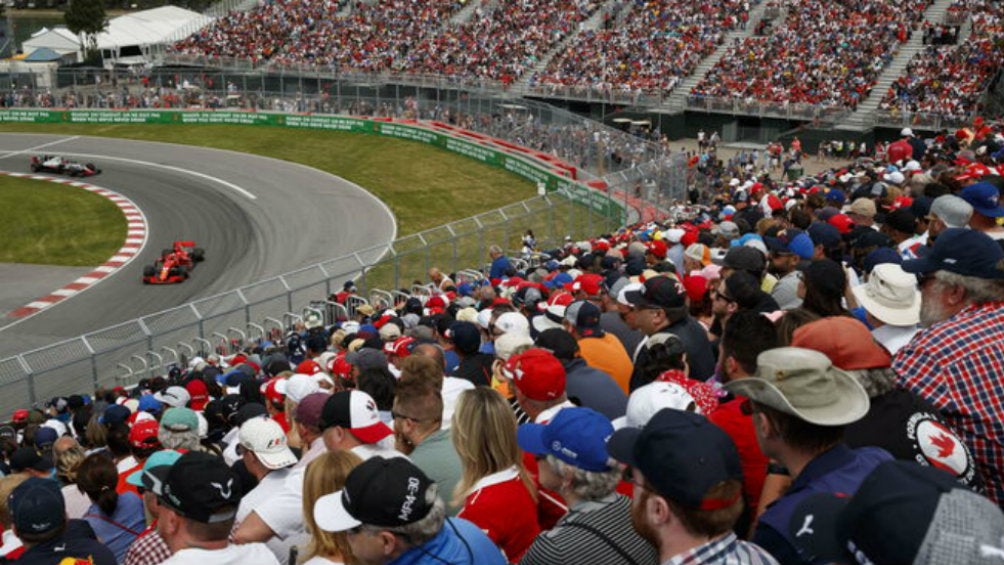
[451, 387, 539, 563]
[300, 450, 363, 565]
[54, 442, 91, 519]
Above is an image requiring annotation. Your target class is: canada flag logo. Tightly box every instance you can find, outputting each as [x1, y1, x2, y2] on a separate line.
[914, 418, 968, 477]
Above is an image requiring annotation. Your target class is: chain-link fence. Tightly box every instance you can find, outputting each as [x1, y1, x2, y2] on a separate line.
[0, 192, 620, 415]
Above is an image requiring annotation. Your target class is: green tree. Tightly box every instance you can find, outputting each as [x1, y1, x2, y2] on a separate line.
[65, 0, 106, 63]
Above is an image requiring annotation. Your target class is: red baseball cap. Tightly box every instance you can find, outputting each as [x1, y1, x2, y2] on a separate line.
[505, 348, 566, 401]
[262, 377, 287, 405]
[128, 419, 161, 450]
[185, 379, 210, 411]
[566, 273, 604, 297]
[296, 359, 323, 376]
[11, 409, 28, 423]
[827, 214, 855, 234]
[327, 354, 352, 379]
[383, 336, 416, 358]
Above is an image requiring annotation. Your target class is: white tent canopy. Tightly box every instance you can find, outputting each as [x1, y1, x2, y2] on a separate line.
[22, 27, 80, 56]
[95, 5, 212, 50]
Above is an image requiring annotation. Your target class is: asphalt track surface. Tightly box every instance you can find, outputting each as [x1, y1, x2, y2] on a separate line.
[0, 133, 397, 359]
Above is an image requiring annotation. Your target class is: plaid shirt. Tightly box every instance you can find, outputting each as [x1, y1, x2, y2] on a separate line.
[123, 525, 172, 565]
[666, 532, 779, 565]
[893, 301, 1004, 507]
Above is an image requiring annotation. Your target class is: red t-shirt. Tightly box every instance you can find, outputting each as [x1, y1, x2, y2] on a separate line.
[886, 139, 913, 164]
[708, 398, 768, 511]
[522, 451, 568, 531]
[117, 463, 143, 497]
[458, 468, 540, 563]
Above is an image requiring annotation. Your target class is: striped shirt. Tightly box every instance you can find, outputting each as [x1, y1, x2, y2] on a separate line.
[665, 532, 779, 565]
[519, 494, 657, 565]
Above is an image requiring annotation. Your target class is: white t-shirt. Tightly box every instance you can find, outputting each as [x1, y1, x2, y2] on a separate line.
[301, 556, 345, 565]
[236, 468, 291, 523]
[62, 484, 91, 519]
[160, 543, 279, 565]
[442, 377, 475, 430]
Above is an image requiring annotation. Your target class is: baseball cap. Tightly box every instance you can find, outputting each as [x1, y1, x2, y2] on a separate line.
[129, 419, 162, 450]
[612, 381, 699, 429]
[126, 449, 183, 490]
[160, 407, 199, 432]
[713, 221, 740, 239]
[862, 247, 902, 274]
[564, 300, 604, 338]
[607, 408, 742, 509]
[959, 182, 1004, 217]
[10, 477, 65, 535]
[828, 213, 855, 234]
[504, 348, 566, 401]
[295, 392, 329, 429]
[285, 373, 321, 403]
[850, 263, 920, 326]
[901, 228, 1004, 279]
[345, 348, 387, 371]
[848, 198, 877, 219]
[100, 404, 131, 425]
[517, 407, 614, 472]
[836, 460, 1004, 565]
[314, 456, 434, 532]
[722, 246, 766, 274]
[929, 194, 973, 228]
[445, 321, 481, 355]
[10, 447, 53, 473]
[383, 335, 416, 358]
[238, 417, 297, 470]
[157, 451, 242, 523]
[567, 273, 603, 297]
[532, 291, 574, 333]
[11, 409, 29, 424]
[623, 276, 686, 310]
[885, 209, 917, 234]
[806, 222, 841, 248]
[262, 377, 287, 405]
[319, 390, 392, 444]
[137, 394, 163, 415]
[185, 380, 210, 411]
[724, 347, 870, 426]
[791, 317, 892, 370]
[154, 386, 191, 408]
[34, 427, 58, 450]
[765, 230, 814, 260]
[494, 312, 531, 337]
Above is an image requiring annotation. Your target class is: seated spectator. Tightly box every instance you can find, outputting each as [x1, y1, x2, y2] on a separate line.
[517, 407, 658, 565]
[451, 388, 540, 562]
[76, 452, 146, 562]
[313, 456, 506, 565]
[152, 451, 280, 564]
[123, 450, 182, 565]
[0, 474, 27, 560]
[725, 347, 893, 564]
[300, 451, 363, 565]
[533, 328, 627, 420]
[9, 477, 116, 564]
[608, 408, 778, 563]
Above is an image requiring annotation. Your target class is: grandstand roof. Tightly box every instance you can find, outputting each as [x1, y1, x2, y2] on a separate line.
[95, 6, 212, 49]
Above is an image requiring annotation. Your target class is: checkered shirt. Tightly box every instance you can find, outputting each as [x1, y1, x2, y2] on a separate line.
[666, 532, 779, 565]
[893, 301, 1004, 507]
[123, 525, 172, 565]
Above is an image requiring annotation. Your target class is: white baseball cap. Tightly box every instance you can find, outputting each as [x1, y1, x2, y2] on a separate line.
[613, 381, 700, 429]
[238, 417, 297, 470]
[154, 386, 191, 408]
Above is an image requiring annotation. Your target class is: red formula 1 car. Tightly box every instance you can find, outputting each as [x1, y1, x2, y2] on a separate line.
[29, 155, 101, 177]
[142, 241, 205, 284]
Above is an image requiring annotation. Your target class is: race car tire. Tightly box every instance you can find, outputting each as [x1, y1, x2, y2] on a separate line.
[192, 248, 205, 262]
[85, 163, 96, 171]
[30, 164, 40, 172]
[143, 265, 156, 277]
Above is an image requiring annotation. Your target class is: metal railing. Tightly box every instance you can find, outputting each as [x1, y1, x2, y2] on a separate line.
[871, 108, 977, 130]
[683, 95, 854, 123]
[0, 192, 622, 415]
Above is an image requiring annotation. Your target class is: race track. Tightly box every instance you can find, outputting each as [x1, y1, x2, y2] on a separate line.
[0, 133, 397, 359]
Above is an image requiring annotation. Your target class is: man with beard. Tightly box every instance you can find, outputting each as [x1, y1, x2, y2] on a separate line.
[608, 409, 777, 564]
[895, 228, 1004, 509]
[925, 194, 972, 245]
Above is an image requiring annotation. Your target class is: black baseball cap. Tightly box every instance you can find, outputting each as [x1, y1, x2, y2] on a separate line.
[722, 246, 766, 274]
[156, 451, 242, 523]
[10, 477, 65, 535]
[10, 447, 53, 473]
[313, 456, 434, 532]
[564, 300, 604, 338]
[902, 228, 1004, 279]
[624, 276, 686, 310]
[608, 408, 742, 509]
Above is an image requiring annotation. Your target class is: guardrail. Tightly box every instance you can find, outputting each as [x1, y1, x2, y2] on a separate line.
[0, 108, 630, 415]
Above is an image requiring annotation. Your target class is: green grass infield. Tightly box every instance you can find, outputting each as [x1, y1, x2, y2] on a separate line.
[0, 175, 127, 265]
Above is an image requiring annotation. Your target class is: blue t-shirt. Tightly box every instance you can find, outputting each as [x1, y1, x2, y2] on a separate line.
[390, 517, 505, 565]
[84, 491, 146, 563]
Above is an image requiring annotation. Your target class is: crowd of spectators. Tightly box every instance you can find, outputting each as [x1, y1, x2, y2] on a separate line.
[531, 0, 752, 96]
[2, 120, 1004, 565]
[878, 0, 1004, 120]
[690, 0, 929, 108]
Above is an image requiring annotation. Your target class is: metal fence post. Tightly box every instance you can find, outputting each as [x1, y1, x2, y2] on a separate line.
[81, 337, 99, 391]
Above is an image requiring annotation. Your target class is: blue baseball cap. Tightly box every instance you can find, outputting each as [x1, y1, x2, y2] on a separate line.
[825, 189, 847, 206]
[10, 478, 65, 535]
[959, 182, 1004, 218]
[901, 228, 1004, 280]
[765, 229, 815, 260]
[100, 404, 131, 425]
[544, 272, 573, 289]
[517, 407, 614, 472]
[138, 394, 163, 414]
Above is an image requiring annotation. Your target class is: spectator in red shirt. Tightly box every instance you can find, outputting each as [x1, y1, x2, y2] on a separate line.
[451, 388, 539, 563]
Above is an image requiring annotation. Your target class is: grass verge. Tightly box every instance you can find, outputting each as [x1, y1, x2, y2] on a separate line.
[0, 176, 127, 265]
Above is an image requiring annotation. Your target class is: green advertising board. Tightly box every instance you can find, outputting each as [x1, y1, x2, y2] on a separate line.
[0, 109, 626, 223]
